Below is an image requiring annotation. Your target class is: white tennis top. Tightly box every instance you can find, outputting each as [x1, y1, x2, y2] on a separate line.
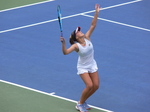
[76, 38, 96, 68]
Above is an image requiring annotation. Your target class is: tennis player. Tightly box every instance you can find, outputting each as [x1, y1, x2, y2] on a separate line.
[60, 4, 101, 112]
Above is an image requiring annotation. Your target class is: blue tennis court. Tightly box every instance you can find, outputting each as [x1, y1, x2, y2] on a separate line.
[0, 0, 150, 112]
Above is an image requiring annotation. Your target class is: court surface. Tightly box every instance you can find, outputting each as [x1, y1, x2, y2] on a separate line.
[0, 0, 150, 112]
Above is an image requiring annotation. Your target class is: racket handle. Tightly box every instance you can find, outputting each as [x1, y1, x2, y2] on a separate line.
[60, 32, 64, 42]
[61, 32, 63, 37]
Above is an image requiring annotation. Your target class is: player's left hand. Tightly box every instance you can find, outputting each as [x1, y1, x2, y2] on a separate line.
[95, 4, 102, 12]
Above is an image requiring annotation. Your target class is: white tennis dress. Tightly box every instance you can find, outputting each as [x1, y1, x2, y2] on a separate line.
[76, 38, 98, 75]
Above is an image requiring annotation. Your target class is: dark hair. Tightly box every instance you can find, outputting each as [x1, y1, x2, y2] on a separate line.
[69, 30, 77, 45]
[69, 35, 75, 45]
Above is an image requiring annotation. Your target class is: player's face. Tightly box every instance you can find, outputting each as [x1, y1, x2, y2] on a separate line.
[76, 31, 84, 38]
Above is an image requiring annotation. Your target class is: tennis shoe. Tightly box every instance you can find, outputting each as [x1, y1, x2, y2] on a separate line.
[83, 102, 91, 110]
[76, 104, 88, 112]
[76, 102, 91, 110]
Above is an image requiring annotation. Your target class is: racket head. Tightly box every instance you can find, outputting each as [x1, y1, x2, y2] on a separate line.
[57, 5, 63, 33]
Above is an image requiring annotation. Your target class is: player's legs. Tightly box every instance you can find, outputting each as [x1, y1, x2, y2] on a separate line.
[85, 71, 100, 100]
[79, 71, 99, 104]
[79, 72, 93, 104]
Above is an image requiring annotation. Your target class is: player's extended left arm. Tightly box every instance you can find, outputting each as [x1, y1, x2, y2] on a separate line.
[91, 4, 101, 29]
[85, 4, 101, 39]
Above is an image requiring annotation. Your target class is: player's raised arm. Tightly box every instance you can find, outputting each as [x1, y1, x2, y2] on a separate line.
[85, 4, 102, 40]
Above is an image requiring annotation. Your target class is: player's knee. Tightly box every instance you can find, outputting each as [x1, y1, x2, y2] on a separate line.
[94, 84, 99, 91]
[86, 83, 93, 90]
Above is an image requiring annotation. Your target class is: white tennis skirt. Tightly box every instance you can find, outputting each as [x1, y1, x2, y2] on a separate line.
[77, 60, 98, 75]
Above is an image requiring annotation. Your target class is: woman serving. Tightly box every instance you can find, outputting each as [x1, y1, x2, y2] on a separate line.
[60, 4, 101, 112]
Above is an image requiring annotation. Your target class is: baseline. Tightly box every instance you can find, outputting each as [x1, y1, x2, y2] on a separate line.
[0, 0, 55, 13]
[0, 80, 113, 112]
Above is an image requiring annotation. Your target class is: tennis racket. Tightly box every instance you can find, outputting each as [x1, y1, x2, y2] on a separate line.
[57, 5, 63, 37]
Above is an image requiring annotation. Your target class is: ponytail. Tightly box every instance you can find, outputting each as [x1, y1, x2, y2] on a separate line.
[69, 35, 75, 45]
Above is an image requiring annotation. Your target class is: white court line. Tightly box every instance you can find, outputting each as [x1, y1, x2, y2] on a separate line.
[81, 14, 150, 32]
[0, 19, 58, 33]
[0, 0, 55, 13]
[49, 92, 55, 95]
[0, 80, 113, 112]
[80, 0, 142, 14]
[0, 0, 145, 34]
